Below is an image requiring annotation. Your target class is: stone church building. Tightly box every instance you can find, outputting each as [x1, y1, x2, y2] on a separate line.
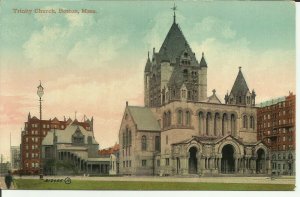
[118, 13, 270, 176]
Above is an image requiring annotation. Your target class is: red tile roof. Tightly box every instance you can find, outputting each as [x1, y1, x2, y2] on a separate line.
[98, 143, 119, 156]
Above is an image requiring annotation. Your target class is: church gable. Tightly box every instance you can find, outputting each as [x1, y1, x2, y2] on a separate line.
[205, 89, 222, 104]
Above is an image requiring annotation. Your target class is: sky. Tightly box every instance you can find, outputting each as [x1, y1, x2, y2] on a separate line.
[0, 0, 296, 161]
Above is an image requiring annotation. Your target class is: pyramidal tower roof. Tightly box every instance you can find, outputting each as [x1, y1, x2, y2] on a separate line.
[230, 67, 249, 96]
[144, 51, 151, 72]
[158, 21, 198, 66]
[200, 52, 207, 68]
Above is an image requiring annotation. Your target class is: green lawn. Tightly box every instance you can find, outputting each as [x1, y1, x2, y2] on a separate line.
[14, 179, 295, 190]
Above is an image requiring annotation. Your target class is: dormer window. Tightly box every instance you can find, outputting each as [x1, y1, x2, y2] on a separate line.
[72, 126, 84, 145]
[184, 52, 188, 57]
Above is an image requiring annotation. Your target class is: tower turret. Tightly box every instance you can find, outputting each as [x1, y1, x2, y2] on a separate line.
[198, 52, 207, 101]
[144, 52, 152, 107]
[226, 67, 255, 106]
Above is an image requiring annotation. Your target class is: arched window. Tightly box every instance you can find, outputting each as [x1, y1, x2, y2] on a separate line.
[166, 135, 168, 144]
[222, 113, 228, 136]
[231, 114, 236, 135]
[126, 128, 129, 146]
[141, 135, 147, 151]
[122, 133, 125, 147]
[186, 111, 191, 126]
[250, 116, 254, 129]
[167, 111, 171, 126]
[177, 110, 183, 125]
[163, 112, 167, 128]
[155, 136, 160, 151]
[198, 112, 203, 132]
[206, 112, 211, 135]
[183, 69, 188, 81]
[129, 130, 132, 145]
[243, 115, 248, 128]
[187, 91, 191, 100]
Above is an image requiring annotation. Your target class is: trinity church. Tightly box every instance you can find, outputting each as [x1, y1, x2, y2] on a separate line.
[118, 11, 271, 176]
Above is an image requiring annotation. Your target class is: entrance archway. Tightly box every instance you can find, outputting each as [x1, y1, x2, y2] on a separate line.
[221, 144, 235, 173]
[256, 149, 265, 174]
[188, 147, 198, 174]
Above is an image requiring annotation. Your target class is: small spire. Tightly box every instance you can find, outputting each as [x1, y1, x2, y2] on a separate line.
[147, 51, 150, 59]
[171, 3, 177, 23]
[200, 52, 207, 68]
[239, 66, 242, 71]
[212, 89, 216, 95]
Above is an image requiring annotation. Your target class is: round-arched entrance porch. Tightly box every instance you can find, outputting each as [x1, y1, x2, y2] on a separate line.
[188, 147, 198, 174]
[256, 148, 266, 174]
[221, 144, 235, 174]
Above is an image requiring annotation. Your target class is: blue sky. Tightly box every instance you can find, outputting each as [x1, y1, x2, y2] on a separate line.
[0, 0, 296, 159]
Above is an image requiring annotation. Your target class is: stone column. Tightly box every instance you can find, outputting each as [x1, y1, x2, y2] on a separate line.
[218, 158, 221, 173]
[200, 158, 205, 172]
[203, 116, 206, 136]
[235, 159, 238, 173]
[79, 159, 81, 171]
[197, 157, 201, 174]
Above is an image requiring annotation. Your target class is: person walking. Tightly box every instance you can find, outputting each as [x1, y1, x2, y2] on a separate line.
[4, 170, 13, 189]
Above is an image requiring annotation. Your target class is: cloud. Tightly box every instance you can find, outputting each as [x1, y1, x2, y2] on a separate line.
[143, 11, 186, 52]
[192, 16, 236, 40]
[23, 9, 128, 69]
[191, 37, 295, 103]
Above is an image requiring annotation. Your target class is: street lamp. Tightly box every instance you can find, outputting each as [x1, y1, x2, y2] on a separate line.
[37, 81, 44, 179]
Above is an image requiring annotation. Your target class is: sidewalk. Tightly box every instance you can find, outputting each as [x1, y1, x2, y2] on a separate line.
[0, 176, 6, 189]
[0, 176, 15, 190]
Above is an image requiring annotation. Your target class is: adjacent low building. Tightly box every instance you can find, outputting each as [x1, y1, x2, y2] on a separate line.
[98, 143, 120, 175]
[21, 114, 94, 174]
[41, 120, 110, 175]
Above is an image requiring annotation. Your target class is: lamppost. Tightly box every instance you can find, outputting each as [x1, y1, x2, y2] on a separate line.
[37, 81, 44, 179]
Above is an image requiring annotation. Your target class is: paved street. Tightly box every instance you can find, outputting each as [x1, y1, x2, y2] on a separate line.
[12, 175, 295, 185]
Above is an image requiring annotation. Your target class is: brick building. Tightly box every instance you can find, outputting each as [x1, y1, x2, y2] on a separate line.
[257, 92, 295, 175]
[20, 113, 93, 174]
[98, 143, 120, 175]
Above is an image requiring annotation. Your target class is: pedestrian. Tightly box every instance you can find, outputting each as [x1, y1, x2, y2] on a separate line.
[5, 170, 13, 189]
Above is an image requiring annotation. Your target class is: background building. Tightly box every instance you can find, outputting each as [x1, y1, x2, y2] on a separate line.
[0, 154, 11, 175]
[20, 114, 93, 174]
[257, 92, 295, 175]
[98, 143, 120, 175]
[10, 146, 21, 171]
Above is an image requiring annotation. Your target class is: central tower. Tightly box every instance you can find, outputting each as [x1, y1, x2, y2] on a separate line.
[144, 9, 208, 107]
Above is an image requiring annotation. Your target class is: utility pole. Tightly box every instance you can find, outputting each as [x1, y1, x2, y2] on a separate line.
[10, 132, 12, 170]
